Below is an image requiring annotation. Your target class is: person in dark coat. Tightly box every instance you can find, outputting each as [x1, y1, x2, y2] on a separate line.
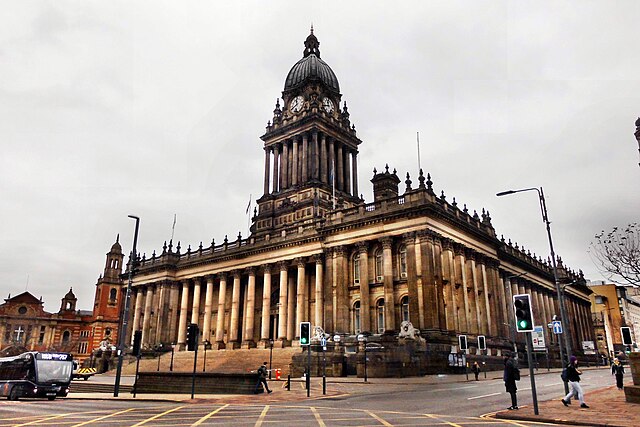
[503, 352, 519, 410]
[255, 361, 272, 394]
[611, 358, 625, 390]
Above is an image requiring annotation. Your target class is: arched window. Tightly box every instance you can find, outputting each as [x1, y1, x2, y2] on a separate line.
[109, 288, 117, 303]
[376, 299, 385, 333]
[399, 246, 407, 278]
[353, 301, 361, 333]
[375, 250, 383, 282]
[401, 296, 409, 322]
[353, 253, 361, 284]
[62, 330, 71, 344]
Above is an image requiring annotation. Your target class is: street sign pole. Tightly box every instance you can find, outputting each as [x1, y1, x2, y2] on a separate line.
[306, 344, 311, 398]
[526, 332, 539, 415]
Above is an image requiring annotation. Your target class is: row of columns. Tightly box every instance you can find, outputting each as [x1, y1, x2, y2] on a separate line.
[263, 131, 359, 197]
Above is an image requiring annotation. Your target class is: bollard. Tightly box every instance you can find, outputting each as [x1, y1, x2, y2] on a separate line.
[322, 375, 326, 395]
[286, 374, 291, 391]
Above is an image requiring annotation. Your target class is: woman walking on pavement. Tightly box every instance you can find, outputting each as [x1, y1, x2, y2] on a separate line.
[611, 358, 625, 390]
[503, 352, 519, 410]
[561, 356, 589, 408]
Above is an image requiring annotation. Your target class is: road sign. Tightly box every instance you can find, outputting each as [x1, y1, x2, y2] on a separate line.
[532, 326, 546, 350]
[320, 337, 327, 347]
[552, 320, 563, 334]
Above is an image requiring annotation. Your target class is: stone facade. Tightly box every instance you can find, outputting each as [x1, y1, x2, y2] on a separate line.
[121, 30, 595, 369]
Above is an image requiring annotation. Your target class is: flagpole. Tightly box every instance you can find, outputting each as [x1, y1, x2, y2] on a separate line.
[417, 131, 421, 172]
[171, 214, 176, 241]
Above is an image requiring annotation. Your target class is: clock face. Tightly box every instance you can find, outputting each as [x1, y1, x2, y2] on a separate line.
[322, 97, 334, 113]
[290, 95, 304, 113]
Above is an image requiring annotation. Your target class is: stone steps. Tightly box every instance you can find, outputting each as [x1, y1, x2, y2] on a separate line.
[121, 347, 301, 377]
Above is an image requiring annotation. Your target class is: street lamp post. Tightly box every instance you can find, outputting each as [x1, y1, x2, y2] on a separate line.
[497, 187, 571, 393]
[203, 340, 211, 372]
[114, 215, 140, 397]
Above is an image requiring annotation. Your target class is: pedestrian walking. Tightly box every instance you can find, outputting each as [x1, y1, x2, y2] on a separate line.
[611, 358, 625, 390]
[561, 355, 589, 408]
[503, 352, 520, 410]
[255, 361, 272, 394]
[471, 361, 481, 381]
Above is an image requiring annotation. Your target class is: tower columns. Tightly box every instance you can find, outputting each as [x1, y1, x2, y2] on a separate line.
[320, 133, 328, 183]
[352, 151, 359, 197]
[272, 145, 280, 193]
[292, 138, 299, 186]
[281, 142, 289, 190]
[302, 133, 309, 182]
[337, 142, 344, 192]
[344, 148, 351, 196]
[263, 147, 271, 195]
[312, 130, 319, 181]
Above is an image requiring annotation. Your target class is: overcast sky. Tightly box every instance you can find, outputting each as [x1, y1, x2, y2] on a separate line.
[1, 1, 638, 312]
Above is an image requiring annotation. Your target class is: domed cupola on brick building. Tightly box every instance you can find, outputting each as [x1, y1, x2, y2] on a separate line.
[254, 27, 362, 238]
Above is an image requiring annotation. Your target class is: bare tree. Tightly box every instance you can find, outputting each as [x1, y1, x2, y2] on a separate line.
[589, 222, 640, 286]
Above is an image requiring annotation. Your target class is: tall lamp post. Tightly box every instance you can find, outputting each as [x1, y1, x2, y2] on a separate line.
[114, 215, 140, 397]
[496, 188, 572, 391]
[268, 339, 274, 379]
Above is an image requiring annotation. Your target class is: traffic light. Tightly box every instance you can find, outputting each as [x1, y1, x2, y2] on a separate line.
[187, 323, 199, 351]
[132, 330, 142, 357]
[300, 322, 311, 346]
[478, 335, 486, 351]
[621, 327, 633, 346]
[458, 334, 468, 351]
[513, 294, 534, 332]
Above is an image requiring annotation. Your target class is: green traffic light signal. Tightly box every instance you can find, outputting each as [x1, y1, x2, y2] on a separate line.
[300, 321, 311, 346]
[513, 294, 534, 333]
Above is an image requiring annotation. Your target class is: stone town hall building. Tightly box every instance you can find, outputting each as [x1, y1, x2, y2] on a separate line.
[123, 30, 595, 363]
[20, 30, 591, 368]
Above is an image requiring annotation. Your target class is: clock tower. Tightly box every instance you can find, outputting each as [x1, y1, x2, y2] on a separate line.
[253, 28, 362, 237]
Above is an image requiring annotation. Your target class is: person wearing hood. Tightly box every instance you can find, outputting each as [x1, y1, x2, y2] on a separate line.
[611, 358, 625, 390]
[561, 355, 589, 408]
[503, 352, 520, 410]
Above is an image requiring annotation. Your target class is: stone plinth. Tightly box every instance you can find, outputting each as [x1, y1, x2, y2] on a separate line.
[624, 352, 640, 404]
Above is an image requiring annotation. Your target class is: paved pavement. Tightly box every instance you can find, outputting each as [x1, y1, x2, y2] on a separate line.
[64, 367, 639, 426]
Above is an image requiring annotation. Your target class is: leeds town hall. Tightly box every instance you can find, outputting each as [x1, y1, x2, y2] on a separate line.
[4, 30, 596, 373]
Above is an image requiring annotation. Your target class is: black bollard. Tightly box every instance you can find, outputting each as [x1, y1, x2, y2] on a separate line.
[286, 374, 291, 391]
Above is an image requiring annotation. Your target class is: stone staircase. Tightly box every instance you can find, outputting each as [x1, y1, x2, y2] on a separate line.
[120, 347, 301, 377]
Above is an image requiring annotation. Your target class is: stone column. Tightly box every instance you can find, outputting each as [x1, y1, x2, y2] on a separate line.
[380, 237, 395, 332]
[168, 282, 180, 345]
[287, 274, 296, 341]
[352, 151, 359, 197]
[320, 133, 328, 183]
[263, 147, 271, 195]
[260, 265, 272, 343]
[337, 142, 344, 192]
[334, 246, 349, 332]
[467, 252, 480, 335]
[292, 138, 299, 186]
[314, 255, 324, 327]
[312, 130, 319, 180]
[302, 133, 309, 182]
[228, 271, 241, 348]
[479, 262, 492, 336]
[272, 145, 280, 193]
[214, 274, 227, 349]
[154, 282, 168, 343]
[132, 287, 144, 339]
[441, 239, 456, 331]
[492, 265, 507, 338]
[277, 262, 288, 343]
[454, 244, 469, 332]
[503, 274, 516, 341]
[403, 233, 420, 327]
[191, 277, 201, 326]
[295, 258, 306, 335]
[243, 267, 256, 348]
[344, 149, 351, 196]
[328, 138, 335, 187]
[177, 280, 189, 349]
[141, 285, 154, 347]
[203, 276, 214, 342]
[323, 249, 334, 333]
[355, 242, 370, 332]
[281, 142, 289, 190]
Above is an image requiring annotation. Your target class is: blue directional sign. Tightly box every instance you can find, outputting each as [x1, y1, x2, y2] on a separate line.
[552, 320, 563, 334]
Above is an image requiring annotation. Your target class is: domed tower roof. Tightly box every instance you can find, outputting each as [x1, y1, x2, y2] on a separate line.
[64, 287, 76, 300]
[110, 234, 122, 254]
[284, 27, 340, 94]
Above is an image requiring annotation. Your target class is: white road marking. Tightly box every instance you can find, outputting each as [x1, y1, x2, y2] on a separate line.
[468, 392, 502, 400]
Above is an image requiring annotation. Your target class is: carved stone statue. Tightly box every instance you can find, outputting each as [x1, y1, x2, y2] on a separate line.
[398, 320, 418, 339]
